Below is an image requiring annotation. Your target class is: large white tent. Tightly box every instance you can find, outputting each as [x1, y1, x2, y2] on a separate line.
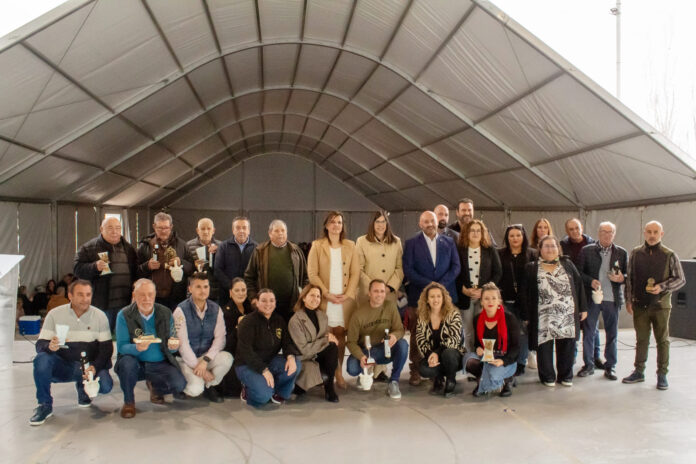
[1, 0, 695, 292]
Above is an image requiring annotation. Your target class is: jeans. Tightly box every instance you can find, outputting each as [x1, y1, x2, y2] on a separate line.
[235, 356, 302, 408]
[463, 352, 517, 393]
[583, 301, 619, 369]
[538, 338, 576, 383]
[346, 338, 408, 382]
[633, 306, 671, 375]
[418, 348, 462, 380]
[114, 355, 186, 404]
[33, 352, 113, 405]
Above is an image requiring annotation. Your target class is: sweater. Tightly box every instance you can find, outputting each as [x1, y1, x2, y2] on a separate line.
[415, 309, 463, 358]
[235, 310, 300, 374]
[346, 300, 404, 360]
[116, 302, 178, 366]
[473, 311, 520, 366]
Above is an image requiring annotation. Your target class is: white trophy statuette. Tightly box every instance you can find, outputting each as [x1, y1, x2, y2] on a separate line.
[83, 371, 100, 398]
[482, 338, 496, 362]
[98, 251, 112, 275]
[592, 288, 604, 304]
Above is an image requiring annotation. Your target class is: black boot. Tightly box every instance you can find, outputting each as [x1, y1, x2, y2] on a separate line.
[429, 376, 444, 395]
[324, 378, 339, 403]
[500, 377, 513, 397]
[443, 377, 456, 398]
[293, 385, 306, 396]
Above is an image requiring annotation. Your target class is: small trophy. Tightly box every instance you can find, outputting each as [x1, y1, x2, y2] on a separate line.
[98, 251, 112, 275]
[364, 335, 376, 365]
[646, 278, 656, 292]
[195, 246, 207, 272]
[169, 314, 184, 351]
[610, 260, 621, 277]
[482, 338, 496, 362]
[133, 328, 161, 344]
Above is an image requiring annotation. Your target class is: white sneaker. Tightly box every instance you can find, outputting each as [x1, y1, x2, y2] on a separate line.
[527, 351, 538, 369]
[542, 381, 556, 387]
[387, 381, 401, 399]
[560, 380, 573, 387]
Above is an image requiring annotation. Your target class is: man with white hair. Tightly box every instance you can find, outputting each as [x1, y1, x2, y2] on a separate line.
[244, 219, 308, 322]
[136, 212, 193, 311]
[577, 222, 628, 380]
[186, 218, 222, 302]
[74, 216, 137, 332]
[403, 211, 460, 385]
[623, 221, 685, 390]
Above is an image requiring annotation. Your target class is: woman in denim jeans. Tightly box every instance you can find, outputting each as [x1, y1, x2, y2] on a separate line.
[463, 283, 519, 398]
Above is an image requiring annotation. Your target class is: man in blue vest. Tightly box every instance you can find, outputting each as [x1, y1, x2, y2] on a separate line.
[172, 272, 232, 402]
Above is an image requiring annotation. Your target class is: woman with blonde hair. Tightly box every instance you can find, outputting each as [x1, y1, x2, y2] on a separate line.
[415, 282, 463, 397]
[463, 282, 520, 398]
[530, 218, 553, 250]
[355, 211, 403, 304]
[307, 211, 360, 389]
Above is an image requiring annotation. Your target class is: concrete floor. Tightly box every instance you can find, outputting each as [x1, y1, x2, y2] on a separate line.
[2, 329, 695, 464]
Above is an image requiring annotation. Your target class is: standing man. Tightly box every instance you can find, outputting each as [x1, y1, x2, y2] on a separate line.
[30, 280, 113, 425]
[215, 216, 257, 306]
[577, 222, 628, 380]
[114, 279, 186, 419]
[449, 198, 496, 245]
[186, 218, 222, 302]
[244, 219, 308, 322]
[173, 273, 232, 403]
[74, 216, 137, 333]
[136, 212, 193, 311]
[623, 221, 685, 390]
[434, 204, 460, 242]
[561, 217, 602, 368]
[346, 279, 407, 399]
[403, 211, 460, 385]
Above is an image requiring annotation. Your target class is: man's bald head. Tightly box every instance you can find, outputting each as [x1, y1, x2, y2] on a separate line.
[644, 221, 664, 246]
[419, 211, 437, 239]
[433, 204, 450, 230]
[100, 217, 122, 245]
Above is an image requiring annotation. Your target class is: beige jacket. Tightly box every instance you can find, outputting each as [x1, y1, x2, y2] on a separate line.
[288, 309, 330, 390]
[307, 238, 360, 320]
[355, 235, 403, 301]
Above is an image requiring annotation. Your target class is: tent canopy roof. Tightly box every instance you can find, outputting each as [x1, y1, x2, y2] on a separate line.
[1, 0, 694, 211]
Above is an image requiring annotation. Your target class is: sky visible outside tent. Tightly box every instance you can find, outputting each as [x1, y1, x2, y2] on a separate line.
[1, 0, 694, 158]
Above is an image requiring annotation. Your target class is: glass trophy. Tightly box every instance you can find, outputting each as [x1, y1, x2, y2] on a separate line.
[195, 246, 207, 272]
[97, 252, 112, 275]
[482, 338, 496, 362]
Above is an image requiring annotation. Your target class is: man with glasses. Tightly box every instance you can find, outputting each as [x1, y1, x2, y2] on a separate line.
[136, 212, 194, 311]
[577, 222, 628, 380]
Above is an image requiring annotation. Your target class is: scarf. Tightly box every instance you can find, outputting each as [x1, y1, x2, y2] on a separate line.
[477, 304, 508, 353]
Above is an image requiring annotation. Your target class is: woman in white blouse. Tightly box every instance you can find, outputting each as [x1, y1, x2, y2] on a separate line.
[307, 211, 360, 389]
[355, 211, 404, 304]
[456, 219, 502, 353]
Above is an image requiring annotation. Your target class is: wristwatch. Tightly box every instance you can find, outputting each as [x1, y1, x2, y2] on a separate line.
[202, 355, 211, 363]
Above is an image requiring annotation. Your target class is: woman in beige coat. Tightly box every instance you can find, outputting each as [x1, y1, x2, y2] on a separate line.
[288, 285, 339, 402]
[355, 211, 404, 304]
[307, 211, 360, 389]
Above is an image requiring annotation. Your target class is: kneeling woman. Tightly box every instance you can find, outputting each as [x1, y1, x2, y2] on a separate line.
[289, 285, 340, 402]
[416, 283, 463, 397]
[464, 283, 520, 397]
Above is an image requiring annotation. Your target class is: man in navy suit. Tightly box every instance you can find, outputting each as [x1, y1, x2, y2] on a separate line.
[403, 211, 461, 385]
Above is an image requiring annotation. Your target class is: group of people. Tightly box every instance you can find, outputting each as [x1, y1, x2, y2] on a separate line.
[28, 200, 685, 425]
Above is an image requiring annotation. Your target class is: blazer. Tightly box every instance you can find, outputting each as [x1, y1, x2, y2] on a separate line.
[307, 237, 360, 316]
[288, 309, 331, 390]
[578, 242, 628, 307]
[403, 233, 461, 307]
[455, 245, 502, 309]
[521, 257, 588, 350]
[355, 235, 404, 301]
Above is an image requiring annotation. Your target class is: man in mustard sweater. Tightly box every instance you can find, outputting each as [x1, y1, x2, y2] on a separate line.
[346, 279, 407, 399]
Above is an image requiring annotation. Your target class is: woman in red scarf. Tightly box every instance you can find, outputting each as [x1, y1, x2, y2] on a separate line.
[463, 283, 520, 397]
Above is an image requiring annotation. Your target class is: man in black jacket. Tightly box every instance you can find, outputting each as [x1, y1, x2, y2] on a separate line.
[235, 289, 300, 408]
[214, 216, 257, 306]
[136, 212, 193, 311]
[577, 222, 628, 380]
[186, 217, 222, 302]
[74, 217, 137, 332]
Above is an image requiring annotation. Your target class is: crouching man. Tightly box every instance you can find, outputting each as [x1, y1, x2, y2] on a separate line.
[173, 273, 232, 402]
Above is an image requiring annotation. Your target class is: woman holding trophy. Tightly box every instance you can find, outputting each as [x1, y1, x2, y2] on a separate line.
[307, 211, 360, 389]
[463, 283, 520, 398]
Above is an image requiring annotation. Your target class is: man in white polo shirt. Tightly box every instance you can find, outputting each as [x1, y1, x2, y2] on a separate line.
[30, 280, 113, 425]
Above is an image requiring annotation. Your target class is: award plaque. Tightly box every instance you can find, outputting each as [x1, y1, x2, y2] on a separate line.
[482, 338, 496, 362]
[133, 328, 161, 344]
[98, 251, 112, 275]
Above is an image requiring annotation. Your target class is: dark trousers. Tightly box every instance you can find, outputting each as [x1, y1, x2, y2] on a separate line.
[33, 352, 113, 405]
[114, 355, 186, 404]
[418, 348, 462, 380]
[633, 306, 671, 375]
[537, 338, 576, 383]
[315, 342, 339, 378]
[583, 301, 619, 369]
[235, 356, 301, 408]
[406, 306, 422, 373]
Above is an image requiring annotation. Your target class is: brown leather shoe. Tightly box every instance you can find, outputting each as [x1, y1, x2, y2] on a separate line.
[146, 380, 164, 405]
[409, 371, 422, 386]
[120, 403, 136, 419]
